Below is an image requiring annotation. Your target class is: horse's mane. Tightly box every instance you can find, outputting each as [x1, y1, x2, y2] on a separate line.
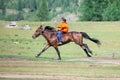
[44, 26, 56, 32]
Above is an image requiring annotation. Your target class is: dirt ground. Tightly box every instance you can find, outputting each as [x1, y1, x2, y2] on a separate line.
[0, 74, 120, 80]
[0, 57, 120, 80]
[66, 57, 120, 65]
[0, 57, 120, 64]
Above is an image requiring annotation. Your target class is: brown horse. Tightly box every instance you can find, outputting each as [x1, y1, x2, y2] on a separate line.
[32, 25, 101, 60]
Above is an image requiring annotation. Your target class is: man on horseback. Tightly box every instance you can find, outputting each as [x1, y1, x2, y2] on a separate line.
[32, 22, 101, 59]
[57, 17, 69, 44]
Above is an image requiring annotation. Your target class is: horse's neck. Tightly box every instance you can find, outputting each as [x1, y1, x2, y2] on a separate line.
[42, 31, 56, 42]
[42, 31, 49, 39]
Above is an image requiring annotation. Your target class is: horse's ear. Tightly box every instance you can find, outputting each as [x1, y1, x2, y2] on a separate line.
[39, 25, 42, 28]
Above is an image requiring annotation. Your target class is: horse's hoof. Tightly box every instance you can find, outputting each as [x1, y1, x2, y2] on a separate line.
[88, 55, 92, 57]
[58, 58, 61, 60]
[90, 51, 93, 55]
[35, 55, 39, 58]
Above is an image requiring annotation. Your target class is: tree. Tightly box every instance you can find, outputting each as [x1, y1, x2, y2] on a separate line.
[29, 0, 37, 12]
[36, 0, 50, 21]
[17, 0, 24, 20]
[0, 0, 7, 15]
[79, 0, 120, 21]
[18, 0, 22, 11]
[79, 0, 102, 21]
[102, 0, 120, 21]
[79, 0, 93, 21]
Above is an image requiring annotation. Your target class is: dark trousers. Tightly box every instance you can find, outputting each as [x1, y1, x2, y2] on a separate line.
[57, 31, 63, 43]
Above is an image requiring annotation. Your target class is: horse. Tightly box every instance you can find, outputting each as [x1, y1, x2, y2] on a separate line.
[32, 25, 101, 60]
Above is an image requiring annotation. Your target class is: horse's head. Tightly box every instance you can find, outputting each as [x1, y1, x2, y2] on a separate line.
[32, 25, 44, 39]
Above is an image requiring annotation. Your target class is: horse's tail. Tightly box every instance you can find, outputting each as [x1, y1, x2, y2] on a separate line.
[80, 32, 101, 45]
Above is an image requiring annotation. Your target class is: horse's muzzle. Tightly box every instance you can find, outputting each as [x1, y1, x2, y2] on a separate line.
[32, 35, 36, 39]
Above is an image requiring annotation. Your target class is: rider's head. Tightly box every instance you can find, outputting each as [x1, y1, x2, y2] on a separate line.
[61, 17, 66, 22]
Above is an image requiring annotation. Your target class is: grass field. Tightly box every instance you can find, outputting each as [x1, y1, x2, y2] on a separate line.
[0, 21, 120, 79]
[0, 21, 120, 59]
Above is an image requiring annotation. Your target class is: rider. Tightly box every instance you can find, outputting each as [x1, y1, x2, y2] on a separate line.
[57, 17, 69, 44]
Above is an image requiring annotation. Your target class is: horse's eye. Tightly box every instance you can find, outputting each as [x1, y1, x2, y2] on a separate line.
[36, 30, 38, 32]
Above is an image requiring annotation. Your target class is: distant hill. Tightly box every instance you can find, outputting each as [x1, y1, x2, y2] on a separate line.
[0, 0, 120, 21]
[0, 0, 81, 21]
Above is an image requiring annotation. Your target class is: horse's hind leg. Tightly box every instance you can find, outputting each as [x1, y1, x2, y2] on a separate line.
[53, 46, 61, 60]
[84, 48, 91, 57]
[84, 44, 92, 54]
[79, 43, 92, 57]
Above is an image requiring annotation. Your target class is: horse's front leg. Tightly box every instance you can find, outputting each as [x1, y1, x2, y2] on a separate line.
[36, 44, 50, 58]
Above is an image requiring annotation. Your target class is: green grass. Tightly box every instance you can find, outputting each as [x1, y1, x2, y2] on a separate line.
[0, 21, 120, 78]
[0, 21, 120, 59]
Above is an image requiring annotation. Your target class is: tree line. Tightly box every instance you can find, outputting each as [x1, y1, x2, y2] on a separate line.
[0, 0, 120, 21]
[80, 0, 120, 21]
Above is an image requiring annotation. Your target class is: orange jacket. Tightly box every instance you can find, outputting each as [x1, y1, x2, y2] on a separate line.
[57, 22, 69, 32]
